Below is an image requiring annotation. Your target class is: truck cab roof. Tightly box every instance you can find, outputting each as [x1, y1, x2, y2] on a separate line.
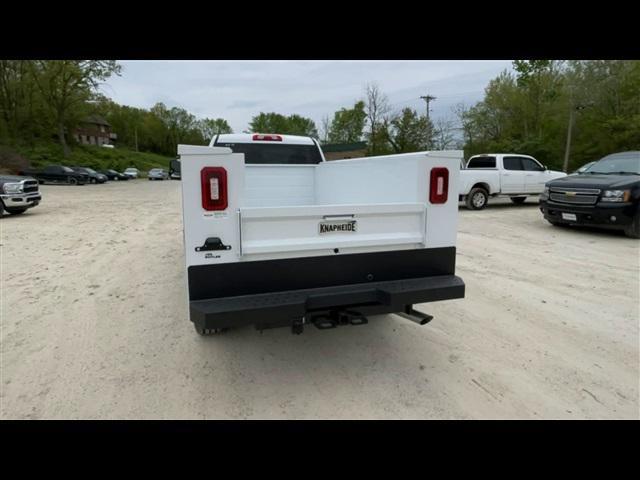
[470, 153, 537, 159]
[211, 133, 325, 164]
[210, 133, 317, 147]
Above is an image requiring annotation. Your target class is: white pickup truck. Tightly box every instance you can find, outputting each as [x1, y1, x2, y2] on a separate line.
[459, 153, 566, 210]
[179, 133, 465, 335]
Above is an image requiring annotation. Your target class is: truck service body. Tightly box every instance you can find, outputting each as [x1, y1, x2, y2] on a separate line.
[180, 134, 465, 335]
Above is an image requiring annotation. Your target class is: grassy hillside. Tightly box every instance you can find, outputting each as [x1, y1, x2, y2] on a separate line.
[4, 142, 173, 174]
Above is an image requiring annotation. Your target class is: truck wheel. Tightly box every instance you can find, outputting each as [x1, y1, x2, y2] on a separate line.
[194, 324, 228, 336]
[90, 178, 96, 184]
[466, 187, 488, 210]
[624, 211, 640, 239]
[0, 200, 5, 217]
[510, 196, 527, 204]
[68, 176, 78, 185]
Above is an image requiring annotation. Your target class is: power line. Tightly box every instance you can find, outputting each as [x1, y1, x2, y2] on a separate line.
[420, 95, 437, 121]
[390, 90, 483, 107]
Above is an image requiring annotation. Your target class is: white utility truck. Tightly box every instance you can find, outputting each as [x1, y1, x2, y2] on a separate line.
[179, 134, 465, 335]
[459, 153, 566, 210]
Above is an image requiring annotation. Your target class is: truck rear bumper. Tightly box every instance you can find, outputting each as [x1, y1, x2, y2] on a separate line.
[190, 274, 465, 331]
[188, 247, 464, 331]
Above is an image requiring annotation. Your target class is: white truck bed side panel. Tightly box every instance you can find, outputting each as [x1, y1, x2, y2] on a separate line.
[179, 145, 245, 267]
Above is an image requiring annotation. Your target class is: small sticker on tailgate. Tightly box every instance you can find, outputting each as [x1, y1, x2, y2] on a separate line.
[319, 220, 357, 234]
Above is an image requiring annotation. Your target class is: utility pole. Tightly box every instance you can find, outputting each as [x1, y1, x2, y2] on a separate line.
[562, 108, 575, 173]
[562, 104, 587, 173]
[420, 95, 437, 121]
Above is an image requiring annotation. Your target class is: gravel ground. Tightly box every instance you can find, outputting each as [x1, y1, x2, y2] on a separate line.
[1, 179, 638, 419]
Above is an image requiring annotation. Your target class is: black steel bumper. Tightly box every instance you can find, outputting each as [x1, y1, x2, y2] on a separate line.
[188, 247, 464, 331]
[190, 274, 465, 331]
[540, 199, 635, 228]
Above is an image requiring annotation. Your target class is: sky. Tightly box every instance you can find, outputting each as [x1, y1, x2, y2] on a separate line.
[102, 60, 514, 135]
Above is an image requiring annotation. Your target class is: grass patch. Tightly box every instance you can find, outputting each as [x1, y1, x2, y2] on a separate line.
[8, 142, 173, 174]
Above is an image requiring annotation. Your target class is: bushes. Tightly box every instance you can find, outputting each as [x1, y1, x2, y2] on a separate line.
[0, 146, 31, 174]
[6, 142, 172, 174]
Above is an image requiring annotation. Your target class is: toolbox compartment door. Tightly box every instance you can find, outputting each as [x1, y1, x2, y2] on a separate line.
[238, 202, 426, 256]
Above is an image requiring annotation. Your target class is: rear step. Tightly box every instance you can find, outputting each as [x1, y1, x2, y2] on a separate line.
[189, 275, 465, 333]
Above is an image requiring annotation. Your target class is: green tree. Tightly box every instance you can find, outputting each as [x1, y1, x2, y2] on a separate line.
[28, 60, 121, 157]
[248, 112, 317, 137]
[0, 60, 48, 145]
[327, 101, 366, 143]
[150, 103, 205, 154]
[198, 118, 233, 143]
[459, 60, 640, 170]
[385, 108, 433, 153]
[249, 112, 290, 134]
[364, 83, 391, 155]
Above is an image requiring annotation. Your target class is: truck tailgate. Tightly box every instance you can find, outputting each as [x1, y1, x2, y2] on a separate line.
[238, 202, 426, 256]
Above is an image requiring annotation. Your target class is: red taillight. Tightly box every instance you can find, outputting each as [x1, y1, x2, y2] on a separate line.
[201, 167, 228, 211]
[252, 134, 283, 141]
[429, 167, 449, 204]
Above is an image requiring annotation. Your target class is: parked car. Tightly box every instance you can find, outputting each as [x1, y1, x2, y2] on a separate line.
[0, 174, 41, 216]
[71, 167, 108, 184]
[539, 151, 640, 238]
[123, 168, 139, 179]
[169, 158, 181, 179]
[459, 154, 566, 210]
[19, 165, 88, 185]
[180, 133, 465, 336]
[570, 161, 597, 175]
[99, 169, 129, 181]
[148, 168, 169, 180]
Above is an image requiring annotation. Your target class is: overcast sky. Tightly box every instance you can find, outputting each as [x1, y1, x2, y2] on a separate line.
[102, 61, 513, 134]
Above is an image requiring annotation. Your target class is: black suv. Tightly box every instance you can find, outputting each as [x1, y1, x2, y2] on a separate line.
[539, 151, 640, 238]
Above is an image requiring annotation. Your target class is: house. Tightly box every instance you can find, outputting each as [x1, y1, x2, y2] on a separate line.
[320, 141, 368, 160]
[73, 115, 117, 146]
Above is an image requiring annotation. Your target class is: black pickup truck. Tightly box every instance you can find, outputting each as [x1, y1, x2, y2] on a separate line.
[0, 174, 41, 216]
[20, 165, 88, 185]
[539, 151, 640, 238]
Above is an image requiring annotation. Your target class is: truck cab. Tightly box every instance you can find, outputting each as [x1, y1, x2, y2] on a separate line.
[211, 133, 326, 164]
[180, 134, 465, 335]
[459, 154, 566, 209]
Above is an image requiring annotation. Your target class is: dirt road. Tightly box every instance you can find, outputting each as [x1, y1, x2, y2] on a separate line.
[1, 180, 638, 419]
